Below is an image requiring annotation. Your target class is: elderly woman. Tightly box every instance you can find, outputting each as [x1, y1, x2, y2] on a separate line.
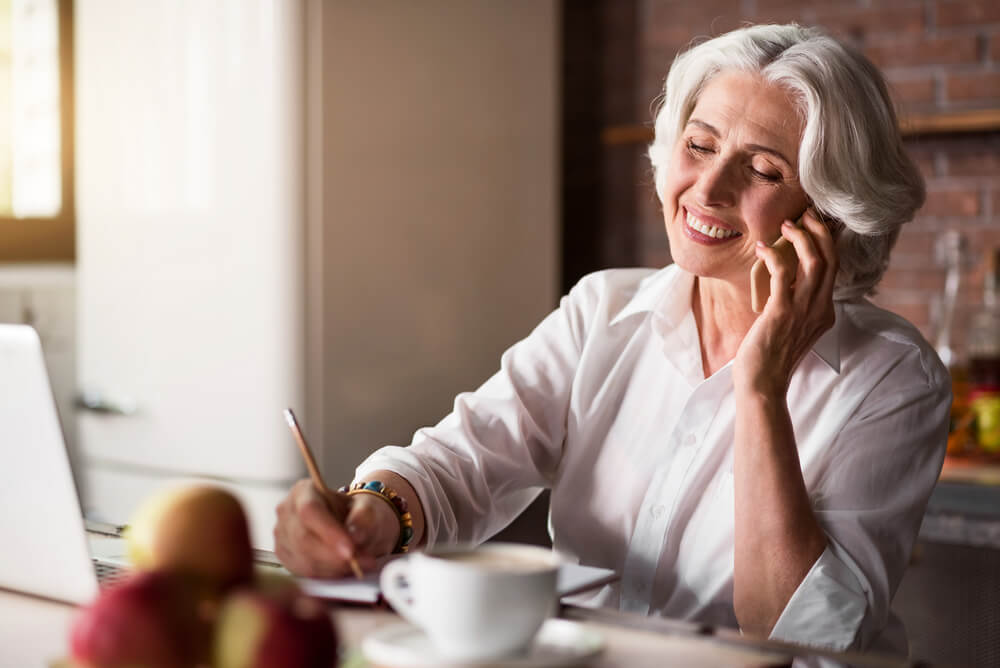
[274, 24, 950, 655]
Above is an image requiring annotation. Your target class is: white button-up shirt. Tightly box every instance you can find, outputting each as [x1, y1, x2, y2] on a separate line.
[356, 265, 950, 654]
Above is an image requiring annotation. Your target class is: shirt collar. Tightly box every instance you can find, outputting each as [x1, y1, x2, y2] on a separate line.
[608, 265, 841, 374]
[608, 265, 691, 328]
[811, 305, 841, 373]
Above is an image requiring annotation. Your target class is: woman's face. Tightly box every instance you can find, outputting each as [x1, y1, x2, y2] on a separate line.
[662, 70, 810, 286]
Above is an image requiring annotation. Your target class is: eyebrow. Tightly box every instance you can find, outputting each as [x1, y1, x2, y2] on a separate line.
[686, 118, 795, 168]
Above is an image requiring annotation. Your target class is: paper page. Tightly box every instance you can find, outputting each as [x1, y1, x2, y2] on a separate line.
[297, 561, 618, 604]
[299, 572, 381, 604]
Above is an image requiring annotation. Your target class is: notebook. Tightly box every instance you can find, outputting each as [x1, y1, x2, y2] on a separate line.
[0, 324, 129, 605]
[288, 555, 619, 605]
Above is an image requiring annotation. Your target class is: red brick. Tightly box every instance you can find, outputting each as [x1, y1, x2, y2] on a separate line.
[879, 267, 947, 292]
[869, 291, 931, 330]
[892, 228, 937, 257]
[946, 71, 1000, 102]
[865, 35, 979, 68]
[751, 0, 812, 15]
[992, 34, 1000, 62]
[948, 152, 1000, 177]
[994, 189, 1000, 216]
[815, 5, 925, 41]
[644, 24, 695, 51]
[646, 0, 746, 47]
[921, 188, 981, 216]
[959, 226, 1000, 256]
[936, 0, 1000, 28]
[908, 151, 938, 181]
[889, 76, 937, 105]
[751, 0, 812, 27]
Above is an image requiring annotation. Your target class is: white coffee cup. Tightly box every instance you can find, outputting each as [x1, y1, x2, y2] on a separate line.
[379, 542, 562, 660]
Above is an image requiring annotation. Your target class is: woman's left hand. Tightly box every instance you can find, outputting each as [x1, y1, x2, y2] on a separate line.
[734, 208, 838, 395]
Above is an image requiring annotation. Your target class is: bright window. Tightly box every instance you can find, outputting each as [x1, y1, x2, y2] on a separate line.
[0, 0, 73, 261]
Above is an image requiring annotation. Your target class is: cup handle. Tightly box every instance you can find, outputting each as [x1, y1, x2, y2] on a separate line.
[380, 557, 420, 625]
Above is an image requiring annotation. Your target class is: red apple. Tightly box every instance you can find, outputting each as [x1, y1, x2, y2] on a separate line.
[69, 570, 215, 668]
[125, 485, 254, 592]
[214, 581, 338, 668]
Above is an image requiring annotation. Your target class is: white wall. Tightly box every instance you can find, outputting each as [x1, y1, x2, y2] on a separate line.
[308, 1, 561, 485]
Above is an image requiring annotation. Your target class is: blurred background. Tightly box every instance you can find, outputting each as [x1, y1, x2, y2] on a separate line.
[1, 1, 998, 664]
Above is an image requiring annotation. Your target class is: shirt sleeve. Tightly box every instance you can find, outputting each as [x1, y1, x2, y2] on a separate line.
[354, 275, 599, 547]
[769, 345, 951, 651]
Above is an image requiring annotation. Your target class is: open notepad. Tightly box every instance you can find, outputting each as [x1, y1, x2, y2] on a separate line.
[295, 559, 619, 605]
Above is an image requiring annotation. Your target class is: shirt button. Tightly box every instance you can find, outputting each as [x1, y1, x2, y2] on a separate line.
[651, 504, 665, 518]
[682, 433, 696, 446]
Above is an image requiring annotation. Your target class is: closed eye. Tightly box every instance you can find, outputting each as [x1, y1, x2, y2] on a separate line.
[687, 140, 713, 154]
[750, 167, 782, 182]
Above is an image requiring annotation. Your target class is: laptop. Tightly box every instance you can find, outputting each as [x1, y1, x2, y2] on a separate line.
[0, 323, 129, 605]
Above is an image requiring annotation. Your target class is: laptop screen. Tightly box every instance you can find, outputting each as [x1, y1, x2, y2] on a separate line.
[0, 324, 100, 604]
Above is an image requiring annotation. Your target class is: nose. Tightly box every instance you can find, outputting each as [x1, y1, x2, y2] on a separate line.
[693, 158, 738, 208]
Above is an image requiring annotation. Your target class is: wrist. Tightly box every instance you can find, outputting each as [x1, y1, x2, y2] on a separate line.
[733, 366, 790, 398]
[341, 480, 414, 554]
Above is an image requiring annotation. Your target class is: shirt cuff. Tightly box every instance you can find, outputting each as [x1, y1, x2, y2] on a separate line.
[768, 542, 870, 651]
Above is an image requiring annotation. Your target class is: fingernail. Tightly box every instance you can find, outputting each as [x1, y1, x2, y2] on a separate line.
[782, 220, 794, 228]
[755, 240, 766, 248]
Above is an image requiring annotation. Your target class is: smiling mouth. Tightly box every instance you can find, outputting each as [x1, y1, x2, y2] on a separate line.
[685, 210, 742, 240]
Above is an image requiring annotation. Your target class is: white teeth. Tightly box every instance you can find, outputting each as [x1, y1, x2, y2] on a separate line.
[686, 211, 739, 239]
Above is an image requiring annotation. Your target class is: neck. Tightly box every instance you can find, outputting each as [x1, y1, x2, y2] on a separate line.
[692, 276, 756, 377]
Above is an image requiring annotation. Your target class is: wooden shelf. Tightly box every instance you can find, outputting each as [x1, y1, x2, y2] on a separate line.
[901, 108, 1000, 136]
[602, 108, 1000, 146]
[940, 456, 1000, 486]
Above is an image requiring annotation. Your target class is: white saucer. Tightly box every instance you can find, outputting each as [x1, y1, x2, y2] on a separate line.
[361, 618, 604, 667]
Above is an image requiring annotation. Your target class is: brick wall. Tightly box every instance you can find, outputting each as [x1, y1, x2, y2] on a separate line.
[578, 0, 1000, 355]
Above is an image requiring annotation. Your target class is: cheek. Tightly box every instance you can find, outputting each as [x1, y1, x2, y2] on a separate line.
[661, 158, 694, 209]
[749, 193, 808, 231]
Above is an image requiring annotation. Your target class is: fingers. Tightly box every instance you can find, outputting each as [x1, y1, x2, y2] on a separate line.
[799, 209, 839, 298]
[777, 210, 839, 305]
[344, 493, 403, 557]
[766, 210, 837, 344]
[753, 238, 796, 310]
[779, 218, 821, 306]
[272, 478, 403, 578]
[274, 522, 352, 578]
[296, 485, 356, 560]
[273, 478, 362, 577]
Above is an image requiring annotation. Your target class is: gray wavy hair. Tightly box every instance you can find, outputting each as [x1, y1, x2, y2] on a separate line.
[648, 24, 924, 300]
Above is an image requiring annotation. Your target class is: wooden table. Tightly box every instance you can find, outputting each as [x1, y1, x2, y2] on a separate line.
[0, 586, 911, 668]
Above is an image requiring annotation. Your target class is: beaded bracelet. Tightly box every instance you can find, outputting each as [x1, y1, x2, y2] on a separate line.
[338, 480, 414, 553]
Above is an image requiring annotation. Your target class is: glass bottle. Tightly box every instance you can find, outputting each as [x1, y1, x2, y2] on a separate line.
[967, 247, 1000, 455]
[933, 231, 973, 456]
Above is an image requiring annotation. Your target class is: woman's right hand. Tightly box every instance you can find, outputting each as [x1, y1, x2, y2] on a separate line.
[273, 479, 401, 577]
